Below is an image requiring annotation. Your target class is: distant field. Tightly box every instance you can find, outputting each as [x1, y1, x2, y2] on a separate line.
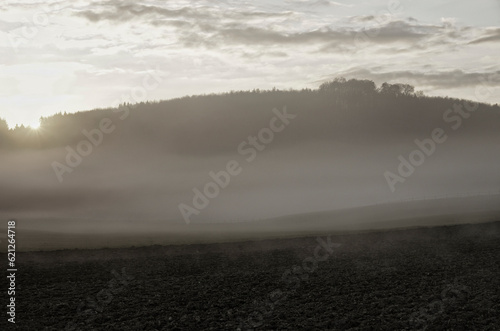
[6, 195, 500, 252]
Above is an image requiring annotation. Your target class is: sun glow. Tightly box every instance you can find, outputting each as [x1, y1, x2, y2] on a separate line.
[28, 120, 41, 130]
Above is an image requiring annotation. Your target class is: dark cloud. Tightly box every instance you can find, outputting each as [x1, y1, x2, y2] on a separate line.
[180, 20, 438, 51]
[76, 4, 208, 22]
[74, 2, 458, 53]
[348, 15, 377, 23]
[150, 19, 193, 28]
[285, 0, 352, 7]
[75, 3, 291, 24]
[330, 68, 500, 89]
[469, 28, 500, 44]
[361, 20, 436, 42]
[73, 1, 497, 60]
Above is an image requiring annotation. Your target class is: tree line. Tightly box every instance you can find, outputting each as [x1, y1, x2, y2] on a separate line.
[1, 78, 498, 151]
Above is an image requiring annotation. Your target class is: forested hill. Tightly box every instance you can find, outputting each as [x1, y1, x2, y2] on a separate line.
[1, 78, 499, 152]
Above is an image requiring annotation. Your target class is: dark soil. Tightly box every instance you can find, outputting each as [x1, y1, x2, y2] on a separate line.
[3, 222, 500, 330]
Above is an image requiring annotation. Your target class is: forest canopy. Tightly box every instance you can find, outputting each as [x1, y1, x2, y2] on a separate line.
[1, 78, 498, 151]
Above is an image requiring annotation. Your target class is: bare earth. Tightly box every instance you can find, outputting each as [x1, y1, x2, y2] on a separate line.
[6, 220, 500, 330]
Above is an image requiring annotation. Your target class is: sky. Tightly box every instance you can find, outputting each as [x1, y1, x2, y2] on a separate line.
[1, 0, 499, 128]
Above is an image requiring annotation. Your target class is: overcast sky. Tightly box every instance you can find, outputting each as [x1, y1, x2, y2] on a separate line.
[1, 0, 499, 128]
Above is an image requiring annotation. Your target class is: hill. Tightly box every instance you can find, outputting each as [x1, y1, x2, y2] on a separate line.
[1, 78, 499, 230]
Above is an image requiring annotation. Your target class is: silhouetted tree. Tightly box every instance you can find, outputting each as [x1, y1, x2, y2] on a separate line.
[0, 118, 8, 132]
[379, 82, 415, 96]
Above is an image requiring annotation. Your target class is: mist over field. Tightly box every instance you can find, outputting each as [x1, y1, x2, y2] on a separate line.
[1, 81, 500, 246]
